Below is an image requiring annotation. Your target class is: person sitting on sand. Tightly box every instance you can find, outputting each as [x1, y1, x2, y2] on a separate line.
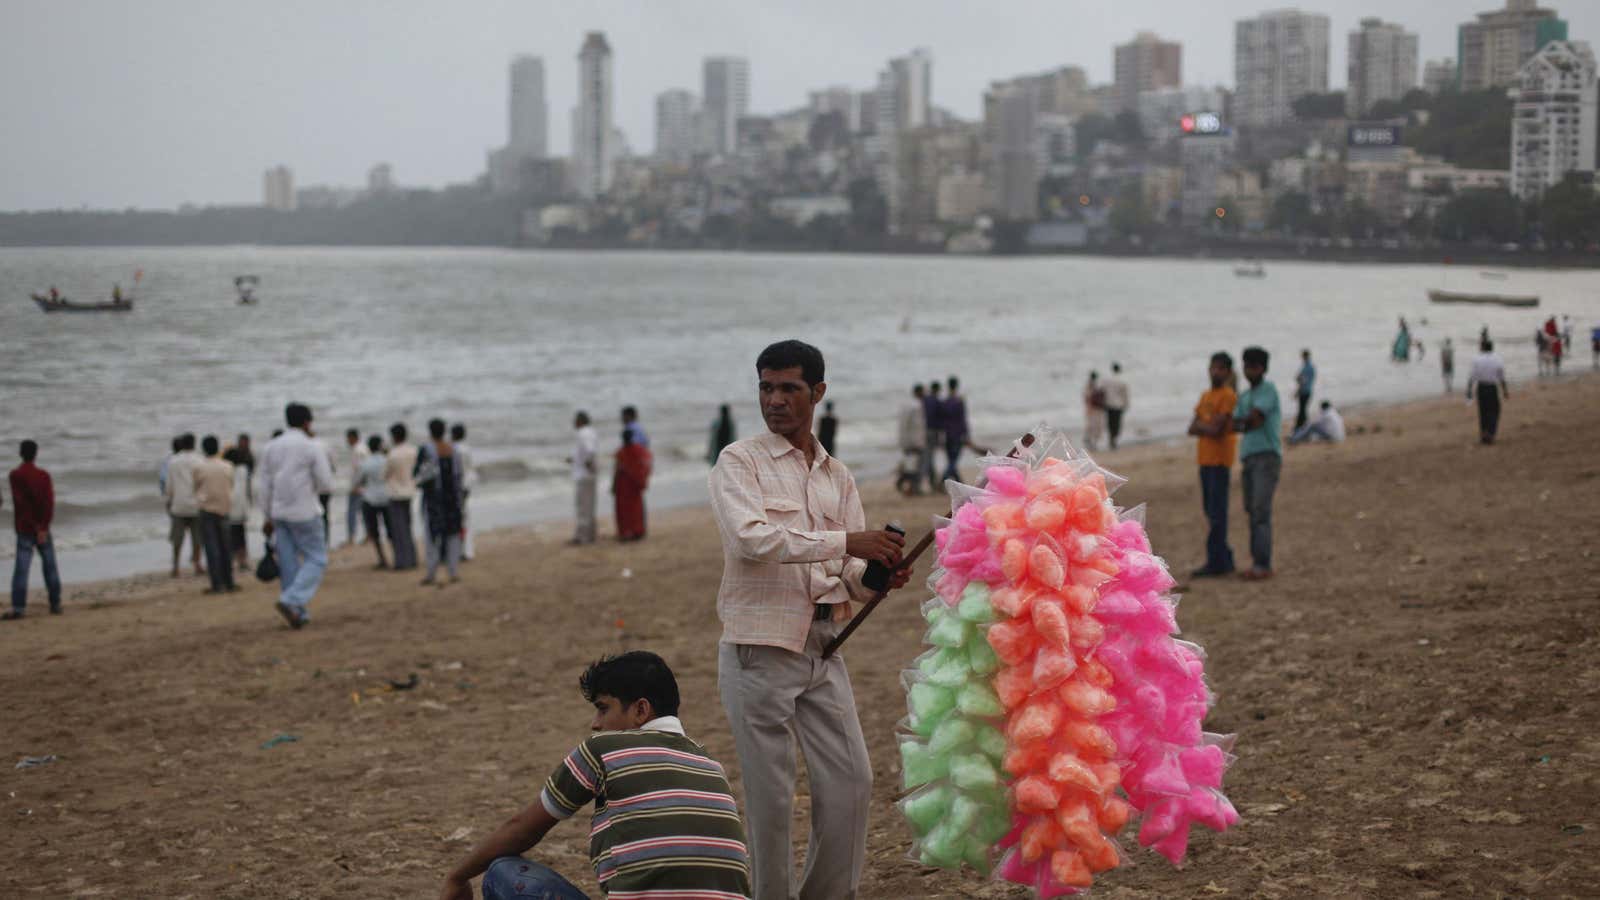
[1289, 401, 1345, 445]
[437, 651, 750, 900]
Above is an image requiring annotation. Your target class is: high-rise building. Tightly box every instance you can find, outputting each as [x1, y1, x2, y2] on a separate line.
[984, 84, 1038, 220]
[367, 163, 394, 194]
[1113, 32, 1182, 113]
[1180, 131, 1236, 222]
[1347, 18, 1419, 116]
[655, 89, 699, 165]
[262, 165, 295, 211]
[702, 56, 750, 156]
[1510, 40, 1597, 200]
[1423, 58, 1459, 94]
[808, 86, 862, 133]
[572, 32, 614, 198]
[509, 55, 548, 157]
[1234, 9, 1331, 127]
[1458, 0, 1568, 92]
[876, 48, 933, 136]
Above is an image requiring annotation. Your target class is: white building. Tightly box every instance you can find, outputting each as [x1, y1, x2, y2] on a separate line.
[509, 55, 548, 157]
[876, 48, 933, 137]
[367, 163, 394, 194]
[1423, 59, 1459, 95]
[808, 86, 862, 132]
[262, 165, 295, 211]
[1347, 18, 1419, 116]
[702, 56, 750, 156]
[1510, 40, 1597, 200]
[1138, 86, 1226, 145]
[655, 89, 698, 165]
[572, 32, 614, 198]
[1234, 9, 1331, 127]
[1033, 113, 1076, 177]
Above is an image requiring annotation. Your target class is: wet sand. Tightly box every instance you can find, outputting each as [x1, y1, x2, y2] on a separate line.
[3, 374, 1597, 898]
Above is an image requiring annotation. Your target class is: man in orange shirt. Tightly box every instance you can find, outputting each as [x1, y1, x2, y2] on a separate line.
[1186, 352, 1239, 577]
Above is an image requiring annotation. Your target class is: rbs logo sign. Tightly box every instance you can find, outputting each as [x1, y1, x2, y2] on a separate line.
[1348, 125, 1401, 146]
[1180, 112, 1223, 135]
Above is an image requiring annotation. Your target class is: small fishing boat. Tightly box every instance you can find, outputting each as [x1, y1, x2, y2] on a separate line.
[32, 293, 134, 313]
[1233, 261, 1265, 278]
[1427, 289, 1539, 309]
[235, 274, 260, 305]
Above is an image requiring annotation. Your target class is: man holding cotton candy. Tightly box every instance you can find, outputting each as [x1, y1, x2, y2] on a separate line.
[709, 339, 910, 900]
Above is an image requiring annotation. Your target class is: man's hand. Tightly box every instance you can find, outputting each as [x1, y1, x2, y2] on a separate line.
[846, 529, 905, 567]
[885, 563, 914, 591]
[437, 876, 472, 900]
[263, 521, 275, 538]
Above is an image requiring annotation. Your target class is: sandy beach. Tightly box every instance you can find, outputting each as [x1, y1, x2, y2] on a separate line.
[3, 374, 1597, 899]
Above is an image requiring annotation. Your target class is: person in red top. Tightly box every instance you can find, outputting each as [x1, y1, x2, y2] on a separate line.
[6, 440, 62, 619]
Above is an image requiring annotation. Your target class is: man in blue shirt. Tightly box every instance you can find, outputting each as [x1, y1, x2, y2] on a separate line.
[922, 380, 944, 492]
[1293, 349, 1316, 432]
[1233, 346, 1282, 580]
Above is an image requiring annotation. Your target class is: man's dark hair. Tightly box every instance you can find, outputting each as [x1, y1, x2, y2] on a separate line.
[20, 440, 38, 462]
[1112, 362, 1122, 374]
[451, 424, 465, 441]
[390, 422, 408, 443]
[1242, 346, 1270, 369]
[180, 432, 196, 450]
[579, 651, 680, 717]
[913, 384, 924, 396]
[1320, 401, 1332, 410]
[237, 433, 251, 446]
[947, 376, 960, 392]
[428, 418, 446, 440]
[285, 403, 313, 429]
[346, 428, 359, 440]
[171, 436, 184, 453]
[929, 381, 941, 394]
[367, 435, 383, 452]
[1210, 351, 1234, 370]
[1482, 339, 1494, 352]
[621, 406, 638, 421]
[756, 340, 825, 387]
[202, 435, 219, 455]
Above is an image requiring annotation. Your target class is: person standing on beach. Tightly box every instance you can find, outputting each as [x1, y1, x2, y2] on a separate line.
[224, 437, 254, 572]
[1466, 339, 1510, 445]
[1102, 363, 1130, 450]
[355, 436, 391, 569]
[708, 404, 737, 464]
[897, 384, 928, 495]
[943, 376, 971, 483]
[419, 420, 465, 586]
[612, 428, 652, 541]
[1186, 353, 1238, 579]
[343, 428, 368, 548]
[257, 403, 335, 629]
[384, 423, 419, 570]
[1233, 347, 1282, 581]
[1441, 338, 1456, 393]
[193, 435, 238, 595]
[817, 401, 839, 456]
[709, 339, 909, 900]
[621, 405, 650, 448]
[451, 424, 477, 561]
[1293, 350, 1316, 431]
[569, 412, 598, 545]
[1392, 318, 1411, 362]
[923, 380, 945, 491]
[5, 440, 62, 619]
[164, 433, 205, 578]
[1083, 372, 1106, 452]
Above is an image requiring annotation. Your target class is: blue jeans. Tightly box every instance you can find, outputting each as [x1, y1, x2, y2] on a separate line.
[346, 491, 363, 545]
[273, 517, 327, 613]
[943, 433, 964, 483]
[12, 533, 62, 611]
[481, 857, 588, 900]
[1198, 466, 1235, 573]
[1240, 452, 1281, 572]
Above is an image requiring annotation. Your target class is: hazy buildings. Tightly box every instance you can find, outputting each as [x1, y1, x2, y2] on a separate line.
[1234, 9, 1331, 127]
[808, 86, 862, 132]
[1509, 40, 1597, 200]
[985, 83, 1038, 220]
[1346, 18, 1419, 116]
[876, 48, 934, 136]
[509, 55, 548, 157]
[1458, 0, 1569, 91]
[367, 163, 394, 194]
[655, 89, 698, 165]
[1138, 86, 1227, 146]
[1423, 59, 1459, 94]
[701, 56, 750, 156]
[262, 165, 295, 211]
[1180, 130, 1235, 223]
[572, 32, 615, 198]
[1113, 32, 1182, 113]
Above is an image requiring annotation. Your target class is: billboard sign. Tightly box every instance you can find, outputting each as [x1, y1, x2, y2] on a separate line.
[1180, 112, 1223, 135]
[1348, 124, 1402, 147]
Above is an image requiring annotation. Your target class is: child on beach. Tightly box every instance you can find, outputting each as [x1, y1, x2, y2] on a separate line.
[437, 652, 750, 900]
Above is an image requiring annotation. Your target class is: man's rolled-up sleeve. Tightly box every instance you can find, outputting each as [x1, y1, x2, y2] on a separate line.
[710, 448, 845, 564]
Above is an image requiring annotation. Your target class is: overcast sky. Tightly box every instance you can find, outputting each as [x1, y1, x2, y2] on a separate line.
[4, 0, 1592, 210]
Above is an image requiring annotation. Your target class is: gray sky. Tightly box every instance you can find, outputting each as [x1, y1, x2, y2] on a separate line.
[4, 0, 1591, 211]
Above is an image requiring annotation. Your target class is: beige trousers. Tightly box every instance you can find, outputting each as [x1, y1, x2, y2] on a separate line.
[718, 619, 873, 900]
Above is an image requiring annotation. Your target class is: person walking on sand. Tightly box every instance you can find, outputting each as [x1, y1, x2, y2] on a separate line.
[1102, 363, 1131, 450]
[1441, 338, 1456, 393]
[343, 428, 369, 547]
[709, 339, 910, 900]
[4, 440, 62, 620]
[708, 403, 737, 464]
[1233, 347, 1282, 581]
[1293, 350, 1316, 431]
[355, 436, 391, 569]
[817, 401, 839, 456]
[450, 424, 477, 560]
[942, 376, 973, 483]
[612, 428, 652, 541]
[419, 419, 465, 586]
[1186, 353, 1238, 579]
[193, 435, 238, 595]
[568, 411, 598, 545]
[1467, 339, 1510, 445]
[897, 384, 928, 495]
[224, 437, 254, 572]
[257, 403, 335, 629]
[384, 423, 419, 570]
[164, 433, 205, 578]
[923, 380, 945, 491]
[1082, 371, 1107, 452]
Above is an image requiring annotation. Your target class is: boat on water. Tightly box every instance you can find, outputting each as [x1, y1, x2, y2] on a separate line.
[1233, 261, 1266, 278]
[32, 293, 134, 313]
[235, 274, 260, 305]
[1427, 289, 1539, 309]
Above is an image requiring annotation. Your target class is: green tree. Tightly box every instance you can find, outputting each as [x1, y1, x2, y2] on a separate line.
[1269, 191, 1316, 235]
[1434, 188, 1521, 243]
[1337, 200, 1383, 239]
[1291, 92, 1347, 120]
[846, 177, 887, 234]
[1538, 174, 1600, 247]
[1407, 89, 1511, 169]
[1108, 182, 1151, 237]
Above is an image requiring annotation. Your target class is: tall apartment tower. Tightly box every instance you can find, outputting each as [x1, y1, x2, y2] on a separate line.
[1459, 0, 1569, 91]
[876, 48, 933, 136]
[1347, 18, 1419, 116]
[509, 55, 548, 157]
[1113, 32, 1182, 113]
[1234, 9, 1331, 127]
[702, 56, 750, 155]
[1510, 40, 1597, 200]
[572, 32, 614, 198]
[262, 165, 295, 211]
[1424, 59, 1459, 94]
[655, 89, 699, 165]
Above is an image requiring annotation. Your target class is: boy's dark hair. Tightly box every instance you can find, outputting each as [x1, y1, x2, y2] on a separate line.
[346, 428, 359, 440]
[1242, 346, 1270, 369]
[390, 422, 408, 442]
[755, 340, 825, 387]
[20, 440, 38, 462]
[428, 418, 446, 440]
[285, 403, 312, 428]
[451, 423, 465, 441]
[202, 435, 219, 455]
[180, 432, 196, 450]
[929, 381, 941, 394]
[367, 435, 383, 452]
[580, 651, 680, 718]
[621, 406, 638, 420]
[171, 436, 184, 452]
[1210, 351, 1234, 369]
[1482, 339, 1494, 352]
[947, 375, 960, 391]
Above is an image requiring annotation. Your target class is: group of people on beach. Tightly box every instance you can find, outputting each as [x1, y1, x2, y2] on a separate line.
[893, 375, 981, 496]
[566, 406, 656, 545]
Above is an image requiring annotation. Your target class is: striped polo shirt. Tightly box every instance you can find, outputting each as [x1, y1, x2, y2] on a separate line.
[539, 718, 751, 898]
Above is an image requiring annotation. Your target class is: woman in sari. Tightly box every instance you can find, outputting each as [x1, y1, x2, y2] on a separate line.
[612, 429, 652, 541]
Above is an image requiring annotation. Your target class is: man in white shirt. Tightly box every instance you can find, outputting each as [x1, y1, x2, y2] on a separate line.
[1289, 401, 1346, 445]
[1101, 362, 1131, 450]
[343, 428, 369, 548]
[1466, 339, 1510, 445]
[569, 412, 598, 545]
[164, 433, 205, 578]
[383, 423, 420, 569]
[451, 423, 478, 560]
[256, 403, 335, 629]
[896, 383, 928, 495]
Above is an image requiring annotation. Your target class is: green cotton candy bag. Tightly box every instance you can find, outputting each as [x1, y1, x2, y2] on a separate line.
[918, 647, 970, 687]
[956, 582, 997, 623]
[918, 819, 966, 868]
[946, 792, 981, 833]
[974, 723, 1007, 765]
[925, 608, 971, 648]
[961, 835, 994, 875]
[965, 633, 1000, 676]
[900, 783, 953, 836]
[928, 717, 976, 756]
[948, 751, 1001, 791]
[899, 739, 949, 789]
[955, 681, 1005, 718]
[908, 681, 957, 727]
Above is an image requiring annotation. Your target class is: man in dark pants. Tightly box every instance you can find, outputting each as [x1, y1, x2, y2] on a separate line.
[1293, 349, 1316, 432]
[923, 380, 944, 492]
[5, 440, 62, 619]
[1466, 339, 1509, 444]
[1186, 353, 1238, 578]
[1233, 346, 1282, 581]
[193, 435, 239, 594]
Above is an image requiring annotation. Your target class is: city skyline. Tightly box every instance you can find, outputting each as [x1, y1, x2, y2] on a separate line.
[3, 0, 1595, 211]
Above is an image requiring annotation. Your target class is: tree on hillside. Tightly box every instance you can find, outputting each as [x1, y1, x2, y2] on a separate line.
[1108, 182, 1151, 237]
[1537, 174, 1600, 247]
[1291, 92, 1347, 120]
[1406, 88, 1512, 169]
[1365, 88, 1433, 121]
[1433, 188, 1521, 243]
[1269, 191, 1323, 236]
[847, 177, 887, 234]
